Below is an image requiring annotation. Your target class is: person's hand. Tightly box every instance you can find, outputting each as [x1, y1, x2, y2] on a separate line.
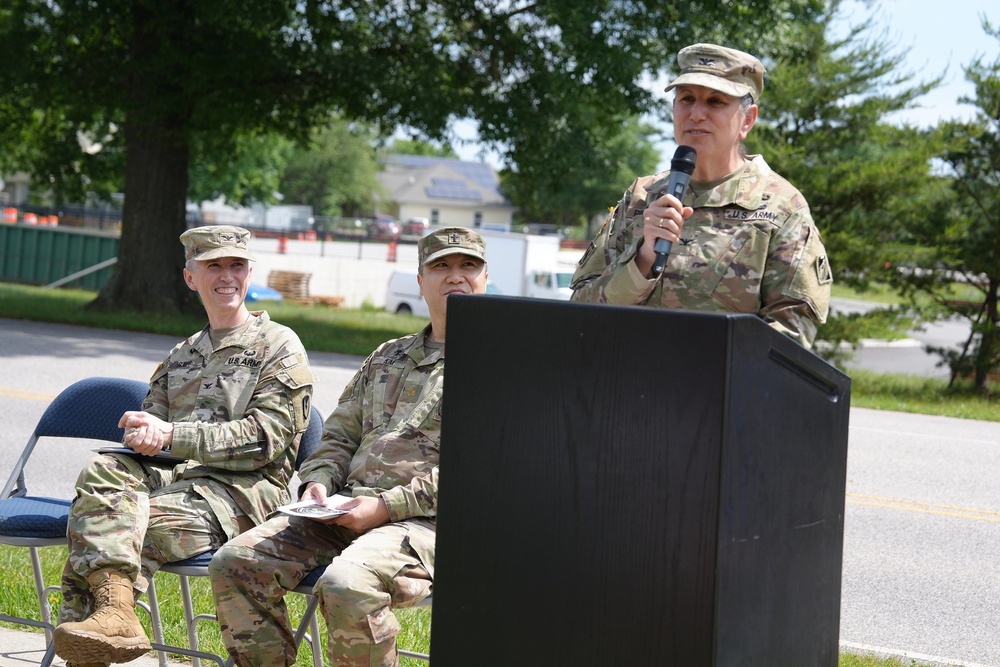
[119, 411, 174, 456]
[638, 193, 694, 277]
[322, 495, 391, 534]
[301, 482, 328, 505]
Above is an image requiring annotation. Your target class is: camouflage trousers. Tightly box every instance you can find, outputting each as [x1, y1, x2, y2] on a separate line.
[210, 514, 432, 667]
[59, 452, 250, 623]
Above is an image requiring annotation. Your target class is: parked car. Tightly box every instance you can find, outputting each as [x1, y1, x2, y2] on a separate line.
[366, 214, 399, 240]
[246, 283, 284, 302]
[401, 217, 430, 237]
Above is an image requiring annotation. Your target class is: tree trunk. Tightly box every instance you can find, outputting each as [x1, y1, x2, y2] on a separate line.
[90, 117, 198, 314]
[89, 0, 199, 315]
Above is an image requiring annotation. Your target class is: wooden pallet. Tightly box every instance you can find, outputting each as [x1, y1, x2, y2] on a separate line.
[267, 270, 343, 307]
[267, 270, 312, 303]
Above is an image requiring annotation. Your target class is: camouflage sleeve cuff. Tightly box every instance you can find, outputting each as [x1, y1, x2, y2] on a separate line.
[380, 487, 428, 522]
[604, 256, 658, 305]
[169, 421, 199, 457]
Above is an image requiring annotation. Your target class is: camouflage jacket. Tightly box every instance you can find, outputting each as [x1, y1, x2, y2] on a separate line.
[298, 327, 441, 568]
[144, 310, 314, 526]
[570, 155, 832, 348]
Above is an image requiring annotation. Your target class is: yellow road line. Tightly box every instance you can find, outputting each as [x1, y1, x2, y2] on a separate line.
[847, 492, 1000, 523]
[0, 387, 57, 401]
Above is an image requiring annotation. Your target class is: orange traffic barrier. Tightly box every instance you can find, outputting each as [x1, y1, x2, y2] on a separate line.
[387, 239, 398, 263]
[23, 213, 37, 225]
[2, 208, 16, 223]
[305, 230, 317, 241]
[48, 215, 59, 226]
[277, 235, 287, 254]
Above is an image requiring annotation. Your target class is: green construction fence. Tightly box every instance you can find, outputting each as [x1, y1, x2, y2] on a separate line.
[0, 223, 119, 290]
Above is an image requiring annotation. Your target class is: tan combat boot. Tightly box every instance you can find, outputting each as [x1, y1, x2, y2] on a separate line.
[53, 569, 152, 664]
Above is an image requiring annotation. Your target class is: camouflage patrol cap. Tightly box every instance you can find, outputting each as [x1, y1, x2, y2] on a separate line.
[418, 227, 487, 265]
[664, 43, 765, 103]
[179, 225, 256, 262]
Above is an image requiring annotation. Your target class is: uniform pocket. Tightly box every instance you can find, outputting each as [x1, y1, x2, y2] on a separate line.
[366, 605, 402, 643]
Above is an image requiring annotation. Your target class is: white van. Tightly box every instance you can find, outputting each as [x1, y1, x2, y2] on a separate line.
[384, 270, 501, 317]
[385, 271, 428, 317]
[525, 270, 574, 300]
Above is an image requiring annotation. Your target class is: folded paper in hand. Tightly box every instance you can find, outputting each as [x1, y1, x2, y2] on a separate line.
[277, 499, 352, 520]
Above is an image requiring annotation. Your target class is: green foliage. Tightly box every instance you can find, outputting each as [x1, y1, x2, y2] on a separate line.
[742, 2, 950, 362]
[280, 119, 383, 217]
[501, 115, 662, 227]
[189, 132, 295, 207]
[911, 19, 1000, 392]
[746, 2, 943, 286]
[0, 0, 827, 313]
[385, 138, 457, 159]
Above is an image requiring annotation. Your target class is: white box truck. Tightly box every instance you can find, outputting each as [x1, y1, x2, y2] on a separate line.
[479, 232, 575, 301]
[383, 232, 576, 316]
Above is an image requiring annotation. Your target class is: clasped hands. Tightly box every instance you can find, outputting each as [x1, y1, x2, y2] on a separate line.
[119, 410, 174, 456]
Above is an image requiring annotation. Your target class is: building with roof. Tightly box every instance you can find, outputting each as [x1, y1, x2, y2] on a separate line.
[376, 154, 513, 231]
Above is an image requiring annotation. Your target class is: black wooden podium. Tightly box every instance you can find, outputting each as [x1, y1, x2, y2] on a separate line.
[430, 296, 851, 666]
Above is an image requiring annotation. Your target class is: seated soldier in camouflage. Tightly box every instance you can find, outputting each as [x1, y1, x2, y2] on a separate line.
[209, 227, 489, 667]
[570, 43, 832, 348]
[53, 226, 315, 667]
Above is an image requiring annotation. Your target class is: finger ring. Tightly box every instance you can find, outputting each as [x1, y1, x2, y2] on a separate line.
[127, 427, 138, 435]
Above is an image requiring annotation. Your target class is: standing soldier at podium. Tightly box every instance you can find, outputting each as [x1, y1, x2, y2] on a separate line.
[570, 43, 832, 349]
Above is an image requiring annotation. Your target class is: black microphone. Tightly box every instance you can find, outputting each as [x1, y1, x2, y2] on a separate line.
[650, 145, 697, 276]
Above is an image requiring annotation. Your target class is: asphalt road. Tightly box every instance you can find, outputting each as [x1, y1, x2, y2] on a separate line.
[1, 317, 998, 666]
[832, 297, 969, 380]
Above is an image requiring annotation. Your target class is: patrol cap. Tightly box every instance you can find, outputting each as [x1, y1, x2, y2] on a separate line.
[418, 227, 487, 266]
[664, 43, 765, 103]
[179, 225, 256, 262]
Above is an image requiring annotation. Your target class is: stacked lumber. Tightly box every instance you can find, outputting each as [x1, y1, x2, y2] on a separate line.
[266, 270, 344, 307]
[267, 270, 312, 303]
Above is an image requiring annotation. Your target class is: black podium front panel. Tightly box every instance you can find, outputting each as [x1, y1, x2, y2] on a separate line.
[430, 296, 850, 666]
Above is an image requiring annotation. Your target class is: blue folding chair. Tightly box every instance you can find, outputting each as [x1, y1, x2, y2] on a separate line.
[0, 376, 149, 667]
[146, 405, 326, 667]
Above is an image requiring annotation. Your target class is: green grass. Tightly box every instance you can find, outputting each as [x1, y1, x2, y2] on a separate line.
[0, 544, 431, 666]
[849, 370, 997, 421]
[0, 282, 424, 357]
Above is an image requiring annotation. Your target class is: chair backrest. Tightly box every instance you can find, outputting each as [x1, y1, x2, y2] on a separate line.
[2, 376, 149, 499]
[295, 405, 325, 471]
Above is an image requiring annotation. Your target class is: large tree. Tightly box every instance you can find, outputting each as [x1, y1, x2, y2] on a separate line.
[896, 19, 1000, 392]
[0, 0, 824, 314]
[743, 1, 944, 355]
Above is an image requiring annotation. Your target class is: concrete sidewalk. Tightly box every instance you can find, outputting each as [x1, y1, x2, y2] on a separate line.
[0, 626, 188, 667]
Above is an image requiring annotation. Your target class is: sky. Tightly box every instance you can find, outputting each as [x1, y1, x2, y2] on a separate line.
[451, 0, 997, 172]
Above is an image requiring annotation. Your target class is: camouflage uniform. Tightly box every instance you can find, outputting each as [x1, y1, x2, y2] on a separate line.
[570, 155, 832, 348]
[211, 326, 441, 667]
[59, 310, 314, 622]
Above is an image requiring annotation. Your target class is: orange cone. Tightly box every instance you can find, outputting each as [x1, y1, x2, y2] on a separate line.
[278, 235, 287, 254]
[387, 239, 397, 263]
